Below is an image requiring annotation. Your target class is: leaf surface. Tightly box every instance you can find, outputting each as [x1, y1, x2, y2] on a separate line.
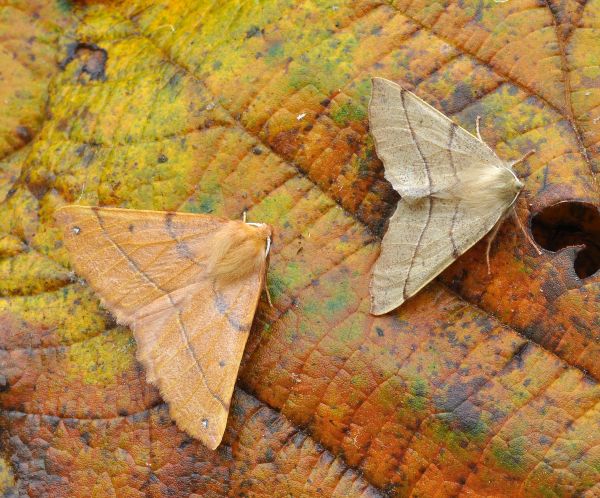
[0, 1, 599, 496]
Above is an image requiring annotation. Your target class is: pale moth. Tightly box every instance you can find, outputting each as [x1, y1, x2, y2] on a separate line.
[369, 77, 539, 315]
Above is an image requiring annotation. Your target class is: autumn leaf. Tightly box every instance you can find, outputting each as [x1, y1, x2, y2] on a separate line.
[1, 0, 599, 496]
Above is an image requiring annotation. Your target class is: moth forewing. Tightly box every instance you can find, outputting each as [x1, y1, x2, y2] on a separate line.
[369, 77, 504, 198]
[368, 77, 530, 315]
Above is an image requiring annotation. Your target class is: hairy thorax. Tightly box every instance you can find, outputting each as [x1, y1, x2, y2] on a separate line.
[205, 221, 272, 285]
[433, 164, 523, 211]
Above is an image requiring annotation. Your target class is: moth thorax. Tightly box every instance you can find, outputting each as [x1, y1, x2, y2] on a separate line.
[437, 165, 523, 210]
[206, 221, 271, 285]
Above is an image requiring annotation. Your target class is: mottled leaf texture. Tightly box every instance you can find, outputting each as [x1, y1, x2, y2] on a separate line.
[0, 1, 599, 497]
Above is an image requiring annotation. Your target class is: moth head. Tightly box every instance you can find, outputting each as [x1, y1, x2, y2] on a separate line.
[515, 178, 524, 190]
[508, 166, 524, 190]
[507, 168, 526, 207]
[508, 149, 534, 195]
[486, 166, 525, 208]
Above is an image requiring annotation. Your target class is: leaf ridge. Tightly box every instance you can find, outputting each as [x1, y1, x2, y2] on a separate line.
[543, 0, 597, 182]
[1, 385, 385, 496]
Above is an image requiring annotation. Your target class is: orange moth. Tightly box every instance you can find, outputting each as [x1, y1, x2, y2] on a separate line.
[369, 77, 539, 315]
[55, 206, 272, 449]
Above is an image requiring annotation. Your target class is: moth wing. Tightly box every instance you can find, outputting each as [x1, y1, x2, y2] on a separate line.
[370, 197, 511, 315]
[131, 268, 265, 450]
[55, 206, 226, 322]
[369, 77, 504, 198]
[55, 206, 267, 449]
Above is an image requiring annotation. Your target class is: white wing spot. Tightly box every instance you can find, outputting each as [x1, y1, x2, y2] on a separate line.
[72, 226, 81, 235]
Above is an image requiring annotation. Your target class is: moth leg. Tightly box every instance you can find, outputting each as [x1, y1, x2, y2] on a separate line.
[475, 116, 483, 142]
[511, 209, 542, 255]
[485, 219, 503, 275]
[264, 277, 273, 307]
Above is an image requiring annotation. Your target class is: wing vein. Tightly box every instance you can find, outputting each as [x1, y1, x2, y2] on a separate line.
[403, 198, 434, 300]
[400, 89, 433, 193]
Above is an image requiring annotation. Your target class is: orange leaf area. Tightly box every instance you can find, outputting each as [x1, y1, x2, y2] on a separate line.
[1, 0, 599, 496]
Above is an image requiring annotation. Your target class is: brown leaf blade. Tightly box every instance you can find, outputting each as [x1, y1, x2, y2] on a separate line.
[0, 0, 598, 496]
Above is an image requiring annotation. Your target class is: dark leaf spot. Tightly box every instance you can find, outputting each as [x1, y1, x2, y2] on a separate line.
[15, 125, 32, 143]
[178, 436, 193, 449]
[507, 342, 529, 372]
[60, 42, 108, 82]
[245, 25, 262, 39]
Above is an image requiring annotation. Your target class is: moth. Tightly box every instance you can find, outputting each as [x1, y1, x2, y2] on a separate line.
[55, 206, 272, 449]
[369, 77, 539, 315]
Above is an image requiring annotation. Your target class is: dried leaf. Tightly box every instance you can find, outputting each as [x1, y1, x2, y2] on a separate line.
[1, 1, 599, 496]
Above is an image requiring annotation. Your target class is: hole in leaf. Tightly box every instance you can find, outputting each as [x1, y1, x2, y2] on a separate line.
[531, 201, 600, 279]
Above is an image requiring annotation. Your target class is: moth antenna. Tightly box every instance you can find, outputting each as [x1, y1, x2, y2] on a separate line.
[475, 115, 483, 142]
[485, 219, 503, 275]
[242, 206, 271, 257]
[510, 150, 535, 168]
[511, 209, 542, 255]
